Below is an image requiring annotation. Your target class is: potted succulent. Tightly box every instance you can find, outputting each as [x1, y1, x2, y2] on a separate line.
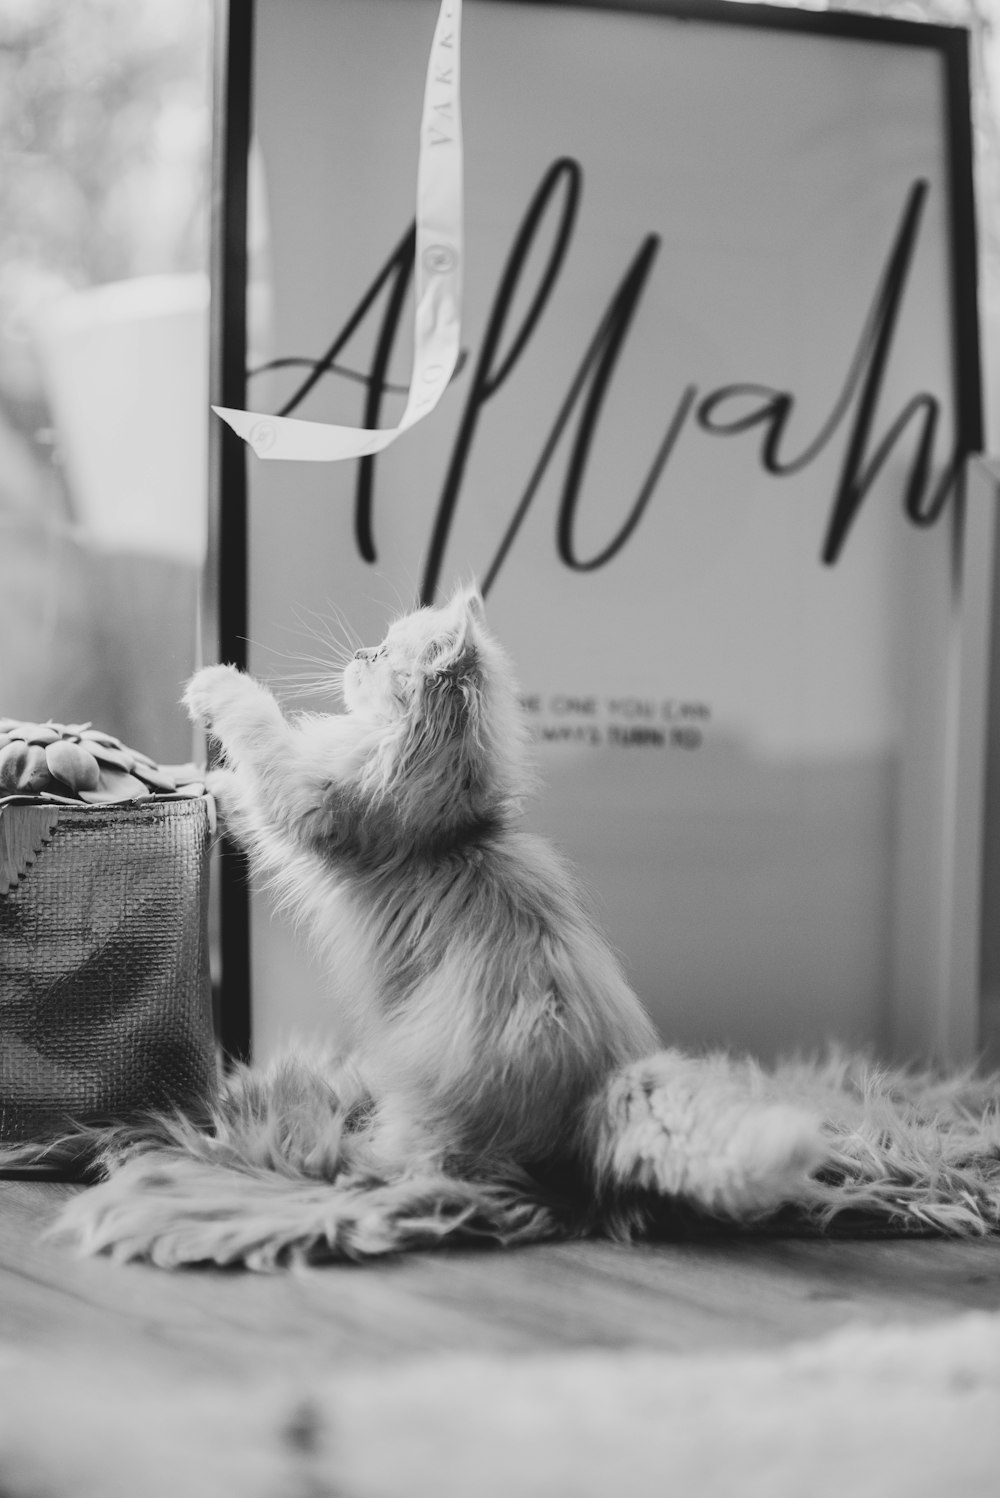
[0, 718, 217, 1145]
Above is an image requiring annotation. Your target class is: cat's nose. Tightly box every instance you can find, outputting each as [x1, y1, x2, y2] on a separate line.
[354, 649, 373, 662]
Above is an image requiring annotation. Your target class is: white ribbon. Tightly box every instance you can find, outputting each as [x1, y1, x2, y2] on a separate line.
[214, 0, 463, 462]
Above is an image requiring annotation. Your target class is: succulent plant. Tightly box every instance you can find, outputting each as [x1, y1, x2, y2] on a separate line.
[0, 719, 205, 805]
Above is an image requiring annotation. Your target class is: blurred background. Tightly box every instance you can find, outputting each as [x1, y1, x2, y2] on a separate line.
[0, 0, 997, 759]
[0, 0, 210, 760]
[0, 0, 999, 1062]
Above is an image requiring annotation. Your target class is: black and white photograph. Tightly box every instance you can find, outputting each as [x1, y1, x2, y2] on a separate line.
[1, 2, 999, 1493]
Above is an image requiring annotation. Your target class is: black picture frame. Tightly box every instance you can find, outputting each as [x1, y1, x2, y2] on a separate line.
[208, 0, 254, 1062]
[209, 0, 982, 1062]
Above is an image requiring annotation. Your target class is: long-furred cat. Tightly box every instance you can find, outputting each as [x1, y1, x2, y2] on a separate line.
[50, 587, 826, 1267]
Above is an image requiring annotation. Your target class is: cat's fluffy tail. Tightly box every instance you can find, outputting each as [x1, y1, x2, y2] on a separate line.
[41, 1052, 564, 1269]
[585, 1049, 829, 1221]
[52, 1152, 559, 1269]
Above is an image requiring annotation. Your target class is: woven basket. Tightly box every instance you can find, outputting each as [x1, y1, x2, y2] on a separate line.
[0, 796, 217, 1142]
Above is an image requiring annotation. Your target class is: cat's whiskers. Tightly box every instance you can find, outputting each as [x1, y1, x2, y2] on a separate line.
[280, 665, 349, 702]
[263, 606, 361, 679]
[226, 633, 301, 683]
[307, 601, 365, 657]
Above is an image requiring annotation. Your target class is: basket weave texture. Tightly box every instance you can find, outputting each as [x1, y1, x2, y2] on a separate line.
[0, 797, 216, 1141]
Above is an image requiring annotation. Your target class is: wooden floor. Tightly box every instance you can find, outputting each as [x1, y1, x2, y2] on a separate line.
[2, 1180, 999, 1381]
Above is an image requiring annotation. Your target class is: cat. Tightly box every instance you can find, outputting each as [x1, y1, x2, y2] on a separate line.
[50, 586, 826, 1267]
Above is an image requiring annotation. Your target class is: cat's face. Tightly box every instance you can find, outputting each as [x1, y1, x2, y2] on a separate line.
[342, 589, 484, 721]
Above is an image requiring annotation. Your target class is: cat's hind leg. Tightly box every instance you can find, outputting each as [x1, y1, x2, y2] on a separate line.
[590, 1049, 828, 1220]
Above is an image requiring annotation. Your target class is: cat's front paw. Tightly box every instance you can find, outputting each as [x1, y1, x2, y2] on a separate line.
[183, 664, 250, 729]
[184, 664, 286, 762]
[204, 765, 238, 809]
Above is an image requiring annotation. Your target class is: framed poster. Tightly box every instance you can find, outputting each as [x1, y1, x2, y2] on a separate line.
[209, 0, 986, 1066]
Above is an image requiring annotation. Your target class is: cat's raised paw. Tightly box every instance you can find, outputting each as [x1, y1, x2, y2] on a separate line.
[204, 765, 238, 808]
[183, 664, 248, 728]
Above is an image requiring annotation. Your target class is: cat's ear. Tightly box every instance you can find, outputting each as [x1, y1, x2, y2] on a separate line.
[447, 582, 485, 628]
[437, 633, 480, 685]
[427, 609, 481, 694]
[461, 585, 485, 624]
[449, 584, 485, 653]
[419, 637, 481, 749]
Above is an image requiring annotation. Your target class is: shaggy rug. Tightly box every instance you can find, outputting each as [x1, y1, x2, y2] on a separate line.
[3, 1050, 999, 1264]
[37, 1050, 1000, 1267]
[710, 1050, 1000, 1236]
[1, 1312, 998, 1497]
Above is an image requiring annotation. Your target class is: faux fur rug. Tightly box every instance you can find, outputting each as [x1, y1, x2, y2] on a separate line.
[28, 1050, 1000, 1268]
[726, 1051, 1000, 1236]
[1, 1312, 998, 1497]
[3, 1050, 999, 1265]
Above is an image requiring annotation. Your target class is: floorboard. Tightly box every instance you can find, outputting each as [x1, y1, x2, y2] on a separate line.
[2, 1181, 998, 1382]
